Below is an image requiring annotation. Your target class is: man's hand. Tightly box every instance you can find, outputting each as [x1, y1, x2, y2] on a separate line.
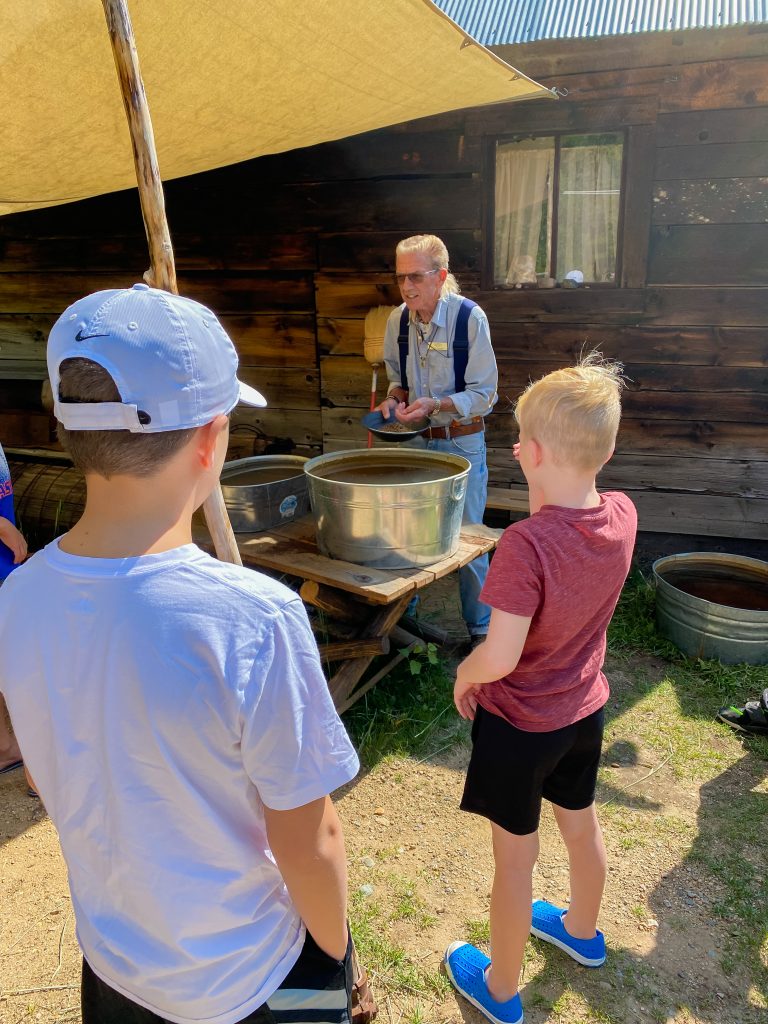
[454, 676, 481, 720]
[376, 397, 399, 420]
[397, 397, 434, 424]
[0, 518, 27, 564]
[512, 442, 521, 461]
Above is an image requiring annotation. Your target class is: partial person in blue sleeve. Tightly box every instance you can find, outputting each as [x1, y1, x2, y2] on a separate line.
[0, 440, 27, 775]
[376, 234, 498, 649]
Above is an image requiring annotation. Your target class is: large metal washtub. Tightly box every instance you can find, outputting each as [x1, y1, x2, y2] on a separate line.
[303, 448, 470, 569]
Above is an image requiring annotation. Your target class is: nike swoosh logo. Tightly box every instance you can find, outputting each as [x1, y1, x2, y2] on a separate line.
[75, 329, 110, 342]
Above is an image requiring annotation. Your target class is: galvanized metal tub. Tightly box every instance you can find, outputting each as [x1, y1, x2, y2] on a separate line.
[303, 448, 471, 569]
[653, 552, 768, 664]
[220, 455, 309, 533]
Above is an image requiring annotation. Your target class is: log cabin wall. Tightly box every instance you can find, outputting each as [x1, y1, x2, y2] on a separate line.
[1, 26, 766, 540]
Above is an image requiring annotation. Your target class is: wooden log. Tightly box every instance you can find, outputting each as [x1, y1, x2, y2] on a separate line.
[396, 615, 449, 645]
[317, 637, 390, 662]
[101, 0, 240, 566]
[328, 594, 413, 709]
[329, 593, 415, 712]
[300, 581, 361, 623]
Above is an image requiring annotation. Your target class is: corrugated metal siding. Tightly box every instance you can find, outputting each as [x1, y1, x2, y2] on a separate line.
[436, 0, 768, 45]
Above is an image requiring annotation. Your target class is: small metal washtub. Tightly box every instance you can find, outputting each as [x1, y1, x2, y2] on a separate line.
[220, 455, 309, 533]
[303, 448, 471, 569]
[653, 552, 768, 665]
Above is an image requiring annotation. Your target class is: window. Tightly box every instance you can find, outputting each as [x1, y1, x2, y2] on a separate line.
[493, 132, 624, 287]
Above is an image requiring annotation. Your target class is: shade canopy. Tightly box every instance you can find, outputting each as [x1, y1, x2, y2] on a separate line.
[0, 0, 550, 218]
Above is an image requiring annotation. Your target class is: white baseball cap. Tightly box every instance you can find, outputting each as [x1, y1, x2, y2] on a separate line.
[48, 283, 266, 432]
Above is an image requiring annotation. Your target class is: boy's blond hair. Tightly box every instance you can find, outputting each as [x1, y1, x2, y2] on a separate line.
[515, 352, 624, 471]
[395, 234, 460, 299]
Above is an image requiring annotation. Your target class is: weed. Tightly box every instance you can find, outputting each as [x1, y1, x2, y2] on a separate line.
[342, 651, 466, 767]
[464, 917, 491, 947]
[349, 891, 448, 1002]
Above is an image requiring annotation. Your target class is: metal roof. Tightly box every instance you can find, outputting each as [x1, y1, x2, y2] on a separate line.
[435, 0, 768, 45]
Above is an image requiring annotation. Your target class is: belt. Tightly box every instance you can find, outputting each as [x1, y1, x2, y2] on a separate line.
[424, 416, 485, 441]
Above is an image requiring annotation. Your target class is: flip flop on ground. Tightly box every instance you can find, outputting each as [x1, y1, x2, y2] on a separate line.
[0, 758, 23, 776]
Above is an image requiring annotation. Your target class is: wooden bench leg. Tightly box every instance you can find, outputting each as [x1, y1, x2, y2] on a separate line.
[327, 594, 412, 711]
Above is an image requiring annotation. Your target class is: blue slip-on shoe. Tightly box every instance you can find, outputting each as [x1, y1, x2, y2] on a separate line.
[444, 942, 523, 1024]
[530, 901, 606, 966]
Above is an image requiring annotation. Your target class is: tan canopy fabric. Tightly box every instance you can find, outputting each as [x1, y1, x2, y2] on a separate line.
[0, 0, 549, 217]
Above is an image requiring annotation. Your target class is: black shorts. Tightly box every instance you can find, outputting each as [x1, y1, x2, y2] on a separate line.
[81, 928, 354, 1024]
[460, 704, 605, 836]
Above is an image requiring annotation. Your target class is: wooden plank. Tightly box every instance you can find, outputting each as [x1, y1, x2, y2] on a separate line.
[490, 25, 768, 82]
[465, 96, 659, 135]
[621, 390, 768, 423]
[321, 355, 388, 408]
[617, 419, 767, 461]
[655, 107, 768, 148]
[648, 224, 768, 285]
[0, 272, 315, 314]
[486, 323, 768, 367]
[620, 124, 655, 288]
[652, 177, 768, 225]
[655, 141, 768, 179]
[197, 130, 480, 184]
[317, 318, 370, 358]
[486, 486, 529, 513]
[318, 637, 390, 662]
[0, 410, 53, 446]
[497, 360, 768, 396]
[300, 581, 360, 623]
[318, 230, 481, 273]
[0, 232, 315, 272]
[598, 454, 768, 499]
[630, 490, 768, 538]
[229, 407, 323, 449]
[645, 287, 768, 327]
[222, 314, 317, 367]
[238, 367, 320, 409]
[467, 288, 647, 325]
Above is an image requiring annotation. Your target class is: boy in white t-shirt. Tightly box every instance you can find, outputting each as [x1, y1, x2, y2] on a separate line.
[0, 285, 360, 1024]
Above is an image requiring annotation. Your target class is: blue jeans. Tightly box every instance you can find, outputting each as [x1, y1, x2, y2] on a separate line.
[409, 432, 491, 636]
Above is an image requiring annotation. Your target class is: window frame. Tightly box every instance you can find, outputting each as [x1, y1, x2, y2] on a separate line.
[483, 127, 629, 290]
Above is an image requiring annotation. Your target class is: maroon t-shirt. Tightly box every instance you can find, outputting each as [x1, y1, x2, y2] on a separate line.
[478, 491, 637, 732]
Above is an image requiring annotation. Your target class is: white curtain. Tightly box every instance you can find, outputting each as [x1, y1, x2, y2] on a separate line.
[494, 138, 553, 286]
[556, 137, 622, 282]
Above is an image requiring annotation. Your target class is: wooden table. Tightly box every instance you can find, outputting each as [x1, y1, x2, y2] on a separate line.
[198, 515, 501, 712]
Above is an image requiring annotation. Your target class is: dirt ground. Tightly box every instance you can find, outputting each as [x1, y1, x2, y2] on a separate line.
[1, 577, 766, 1024]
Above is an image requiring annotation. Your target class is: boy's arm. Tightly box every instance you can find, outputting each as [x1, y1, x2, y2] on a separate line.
[0, 517, 27, 564]
[454, 607, 532, 720]
[264, 794, 348, 961]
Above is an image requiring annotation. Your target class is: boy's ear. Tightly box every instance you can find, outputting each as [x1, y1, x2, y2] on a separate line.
[194, 415, 229, 470]
[529, 437, 544, 466]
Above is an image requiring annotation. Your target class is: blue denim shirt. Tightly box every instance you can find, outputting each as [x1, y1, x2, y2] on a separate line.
[382, 292, 498, 425]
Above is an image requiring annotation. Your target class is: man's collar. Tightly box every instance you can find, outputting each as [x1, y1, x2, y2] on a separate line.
[409, 297, 448, 328]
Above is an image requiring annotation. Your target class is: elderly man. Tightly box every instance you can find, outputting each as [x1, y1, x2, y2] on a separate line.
[377, 234, 498, 648]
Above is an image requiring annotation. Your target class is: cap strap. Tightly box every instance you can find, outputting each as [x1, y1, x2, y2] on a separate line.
[53, 401, 145, 432]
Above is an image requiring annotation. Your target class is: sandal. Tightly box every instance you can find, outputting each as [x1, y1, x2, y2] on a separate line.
[717, 689, 768, 736]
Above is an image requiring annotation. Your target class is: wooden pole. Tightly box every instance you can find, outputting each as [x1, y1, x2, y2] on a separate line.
[101, 0, 242, 566]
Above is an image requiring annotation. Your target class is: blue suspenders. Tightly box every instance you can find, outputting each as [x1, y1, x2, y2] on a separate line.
[397, 298, 477, 395]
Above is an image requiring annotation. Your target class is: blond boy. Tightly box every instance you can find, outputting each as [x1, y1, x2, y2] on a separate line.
[444, 354, 637, 1024]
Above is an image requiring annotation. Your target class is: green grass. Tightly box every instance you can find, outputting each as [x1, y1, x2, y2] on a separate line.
[349, 891, 450, 1003]
[342, 648, 466, 767]
[464, 916, 491, 947]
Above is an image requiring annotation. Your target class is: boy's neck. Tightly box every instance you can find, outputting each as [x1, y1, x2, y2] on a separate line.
[530, 469, 602, 514]
[59, 472, 199, 559]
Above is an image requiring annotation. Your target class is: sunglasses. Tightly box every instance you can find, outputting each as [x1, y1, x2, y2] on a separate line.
[394, 269, 440, 285]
